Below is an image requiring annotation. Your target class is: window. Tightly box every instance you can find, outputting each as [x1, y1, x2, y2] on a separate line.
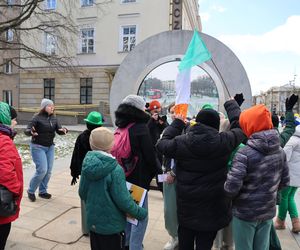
[80, 78, 92, 104]
[6, 29, 14, 42]
[121, 0, 136, 3]
[45, 0, 56, 10]
[44, 79, 55, 100]
[80, 28, 94, 53]
[3, 90, 12, 106]
[7, 0, 14, 5]
[120, 25, 136, 52]
[3, 60, 12, 74]
[45, 32, 57, 55]
[81, 0, 93, 7]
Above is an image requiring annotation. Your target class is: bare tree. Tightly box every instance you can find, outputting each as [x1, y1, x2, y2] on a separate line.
[0, 0, 111, 71]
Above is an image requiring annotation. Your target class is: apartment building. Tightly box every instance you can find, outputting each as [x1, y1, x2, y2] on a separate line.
[18, 0, 201, 111]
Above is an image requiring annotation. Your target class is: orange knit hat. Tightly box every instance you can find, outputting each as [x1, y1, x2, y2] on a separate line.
[239, 104, 273, 138]
[149, 100, 161, 111]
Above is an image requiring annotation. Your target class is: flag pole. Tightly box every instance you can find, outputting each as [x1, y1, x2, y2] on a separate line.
[210, 57, 231, 97]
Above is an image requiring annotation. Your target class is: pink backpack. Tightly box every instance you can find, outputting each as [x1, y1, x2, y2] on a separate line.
[111, 123, 138, 177]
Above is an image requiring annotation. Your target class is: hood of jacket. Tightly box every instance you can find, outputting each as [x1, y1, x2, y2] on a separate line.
[247, 129, 280, 155]
[115, 103, 150, 128]
[0, 102, 11, 126]
[0, 124, 16, 139]
[239, 104, 273, 138]
[81, 151, 118, 180]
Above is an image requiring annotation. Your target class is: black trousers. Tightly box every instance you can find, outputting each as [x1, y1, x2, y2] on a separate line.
[178, 225, 217, 250]
[90, 231, 124, 250]
[0, 222, 11, 250]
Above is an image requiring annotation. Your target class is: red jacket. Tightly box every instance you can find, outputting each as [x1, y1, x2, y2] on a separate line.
[0, 130, 23, 224]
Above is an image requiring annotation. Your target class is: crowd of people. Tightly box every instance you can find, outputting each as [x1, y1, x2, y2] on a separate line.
[0, 93, 300, 250]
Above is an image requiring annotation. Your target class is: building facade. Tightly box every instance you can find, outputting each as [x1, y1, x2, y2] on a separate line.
[0, 1, 20, 107]
[253, 84, 300, 115]
[16, 0, 201, 112]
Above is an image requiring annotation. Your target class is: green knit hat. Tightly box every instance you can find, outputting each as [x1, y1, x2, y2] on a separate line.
[202, 103, 214, 110]
[84, 111, 103, 126]
[0, 102, 11, 125]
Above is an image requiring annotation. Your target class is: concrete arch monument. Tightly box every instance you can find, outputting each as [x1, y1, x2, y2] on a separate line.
[110, 30, 252, 122]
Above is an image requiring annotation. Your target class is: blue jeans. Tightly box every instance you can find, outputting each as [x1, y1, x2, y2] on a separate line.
[28, 143, 55, 194]
[125, 193, 148, 250]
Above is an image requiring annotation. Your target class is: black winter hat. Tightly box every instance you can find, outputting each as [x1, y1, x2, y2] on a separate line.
[196, 108, 220, 130]
[9, 106, 17, 120]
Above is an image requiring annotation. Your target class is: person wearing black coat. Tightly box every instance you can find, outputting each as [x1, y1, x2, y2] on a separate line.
[114, 94, 159, 250]
[70, 111, 104, 185]
[156, 99, 246, 250]
[146, 100, 168, 192]
[25, 99, 68, 202]
[69, 111, 104, 235]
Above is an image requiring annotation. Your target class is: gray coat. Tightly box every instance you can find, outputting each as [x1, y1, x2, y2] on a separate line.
[224, 129, 289, 221]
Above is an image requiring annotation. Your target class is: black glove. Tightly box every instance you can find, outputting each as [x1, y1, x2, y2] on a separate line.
[285, 94, 298, 111]
[159, 115, 167, 123]
[234, 93, 245, 107]
[71, 176, 78, 186]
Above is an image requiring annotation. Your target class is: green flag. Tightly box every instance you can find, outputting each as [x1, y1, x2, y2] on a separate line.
[178, 30, 211, 72]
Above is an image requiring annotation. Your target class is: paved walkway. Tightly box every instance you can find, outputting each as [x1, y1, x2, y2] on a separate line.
[5, 125, 300, 249]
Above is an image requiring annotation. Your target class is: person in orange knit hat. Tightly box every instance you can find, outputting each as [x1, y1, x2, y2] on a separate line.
[147, 100, 168, 193]
[225, 104, 290, 250]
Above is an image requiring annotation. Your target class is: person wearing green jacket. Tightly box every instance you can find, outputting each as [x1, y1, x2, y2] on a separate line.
[79, 127, 147, 250]
[272, 94, 298, 148]
[271, 94, 298, 250]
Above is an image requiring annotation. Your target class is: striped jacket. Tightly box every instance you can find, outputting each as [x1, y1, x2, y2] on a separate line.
[224, 129, 289, 221]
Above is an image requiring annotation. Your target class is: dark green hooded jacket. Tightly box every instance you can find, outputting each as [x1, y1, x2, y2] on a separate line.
[79, 151, 147, 235]
[277, 110, 295, 147]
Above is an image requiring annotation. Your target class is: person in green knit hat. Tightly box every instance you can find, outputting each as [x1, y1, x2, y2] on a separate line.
[70, 111, 104, 235]
[79, 127, 147, 250]
[70, 111, 105, 185]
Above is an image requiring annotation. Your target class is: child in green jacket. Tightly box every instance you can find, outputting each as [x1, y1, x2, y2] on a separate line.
[79, 127, 147, 250]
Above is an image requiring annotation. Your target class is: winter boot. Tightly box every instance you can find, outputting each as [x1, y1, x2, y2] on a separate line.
[292, 218, 300, 233]
[274, 217, 286, 230]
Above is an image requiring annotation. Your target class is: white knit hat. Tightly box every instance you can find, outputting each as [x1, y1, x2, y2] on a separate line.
[121, 95, 145, 111]
[41, 98, 54, 109]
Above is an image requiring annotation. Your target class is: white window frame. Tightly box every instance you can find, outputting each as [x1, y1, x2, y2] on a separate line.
[6, 29, 14, 42]
[45, 0, 56, 10]
[4, 60, 12, 74]
[81, 0, 93, 7]
[119, 25, 137, 52]
[80, 28, 95, 54]
[3, 90, 13, 106]
[45, 32, 57, 55]
[121, 0, 136, 3]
